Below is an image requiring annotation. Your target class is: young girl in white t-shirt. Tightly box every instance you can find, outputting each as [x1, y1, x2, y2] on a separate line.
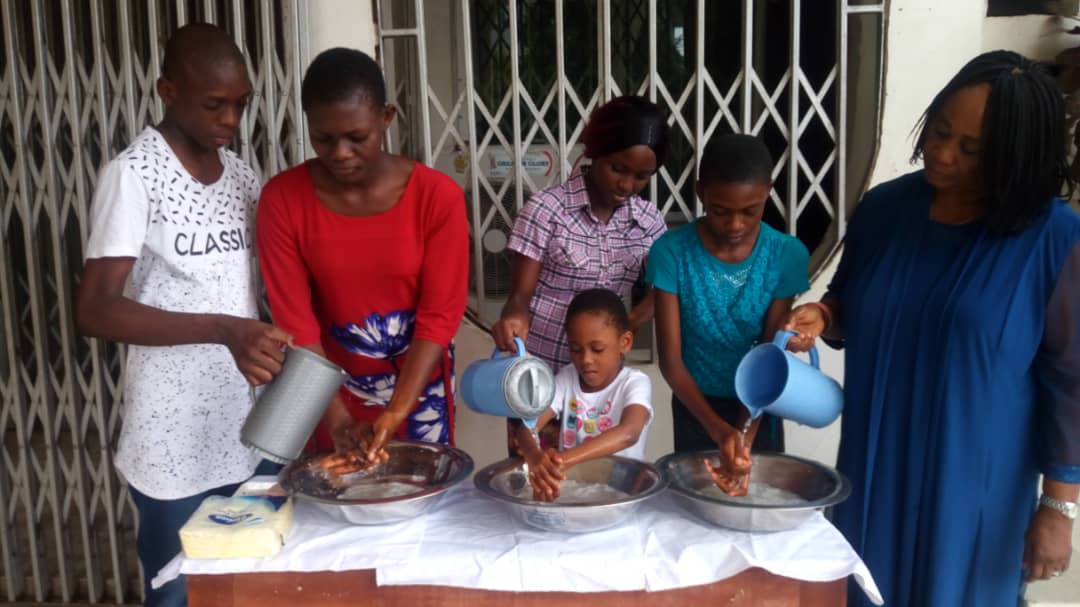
[515, 288, 653, 502]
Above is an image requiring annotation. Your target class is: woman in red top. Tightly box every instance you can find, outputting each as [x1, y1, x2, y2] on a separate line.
[257, 48, 469, 460]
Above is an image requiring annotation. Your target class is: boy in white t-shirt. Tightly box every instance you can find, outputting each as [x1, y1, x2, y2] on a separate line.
[75, 23, 291, 607]
[515, 288, 653, 502]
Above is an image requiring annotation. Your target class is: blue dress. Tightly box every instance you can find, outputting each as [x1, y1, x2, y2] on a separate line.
[829, 172, 1080, 607]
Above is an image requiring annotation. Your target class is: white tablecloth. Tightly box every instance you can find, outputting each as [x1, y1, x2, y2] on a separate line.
[155, 484, 882, 604]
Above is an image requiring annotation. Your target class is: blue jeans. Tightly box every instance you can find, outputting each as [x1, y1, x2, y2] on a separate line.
[129, 460, 283, 607]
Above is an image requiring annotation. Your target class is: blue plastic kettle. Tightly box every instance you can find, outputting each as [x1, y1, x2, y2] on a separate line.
[460, 337, 555, 428]
[734, 330, 843, 428]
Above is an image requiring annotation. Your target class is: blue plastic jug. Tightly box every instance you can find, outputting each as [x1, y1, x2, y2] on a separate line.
[460, 337, 555, 428]
[734, 330, 843, 428]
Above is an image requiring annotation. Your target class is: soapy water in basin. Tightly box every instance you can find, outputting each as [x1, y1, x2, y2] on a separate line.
[338, 481, 425, 500]
[515, 479, 630, 504]
[698, 482, 806, 506]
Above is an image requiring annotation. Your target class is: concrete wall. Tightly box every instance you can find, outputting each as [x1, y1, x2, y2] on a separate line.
[864, 0, 987, 185]
[302, 0, 377, 58]
[983, 14, 1075, 61]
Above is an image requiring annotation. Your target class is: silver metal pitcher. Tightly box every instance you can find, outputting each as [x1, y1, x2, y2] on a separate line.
[240, 347, 349, 463]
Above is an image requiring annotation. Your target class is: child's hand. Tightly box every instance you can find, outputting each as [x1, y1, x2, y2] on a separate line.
[527, 448, 565, 502]
[705, 455, 751, 496]
[705, 427, 753, 496]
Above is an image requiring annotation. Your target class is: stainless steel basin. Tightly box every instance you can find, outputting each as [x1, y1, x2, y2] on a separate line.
[473, 456, 667, 533]
[657, 451, 851, 532]
[279, 440, 473, 525]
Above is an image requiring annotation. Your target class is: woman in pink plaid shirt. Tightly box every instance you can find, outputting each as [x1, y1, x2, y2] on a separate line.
[493, 96, 670, 451]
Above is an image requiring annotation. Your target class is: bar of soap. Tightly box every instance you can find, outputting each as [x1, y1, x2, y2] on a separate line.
[180, 495, 293, 559]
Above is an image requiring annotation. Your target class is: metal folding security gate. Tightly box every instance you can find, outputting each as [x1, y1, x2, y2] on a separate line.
[0, 1, 306, 603]
[377, 0, 885, 326]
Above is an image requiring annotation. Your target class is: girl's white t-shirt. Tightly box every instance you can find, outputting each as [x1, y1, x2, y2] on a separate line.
[548, 364, 653, 460]
[85, 127, 262, 499]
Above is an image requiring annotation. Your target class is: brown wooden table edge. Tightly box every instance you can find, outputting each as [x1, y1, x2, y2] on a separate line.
[188, 567, 848, 607]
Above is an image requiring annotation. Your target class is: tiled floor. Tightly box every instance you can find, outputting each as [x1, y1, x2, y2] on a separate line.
[450, 319, 1079, 605]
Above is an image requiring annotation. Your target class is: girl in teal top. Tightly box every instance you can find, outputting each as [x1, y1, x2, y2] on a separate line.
[646, 134, 809, 493]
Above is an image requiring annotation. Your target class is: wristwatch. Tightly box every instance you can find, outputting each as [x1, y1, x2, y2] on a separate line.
[1039, 494, 1078, 520]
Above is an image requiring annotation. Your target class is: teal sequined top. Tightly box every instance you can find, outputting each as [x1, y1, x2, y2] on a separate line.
[646, 220, 809, 397]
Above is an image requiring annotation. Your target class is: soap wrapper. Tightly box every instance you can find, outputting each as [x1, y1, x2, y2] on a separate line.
[179, 494, 293, 559]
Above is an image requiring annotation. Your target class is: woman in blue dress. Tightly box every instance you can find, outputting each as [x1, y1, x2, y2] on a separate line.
[783, 50, 1079, 606]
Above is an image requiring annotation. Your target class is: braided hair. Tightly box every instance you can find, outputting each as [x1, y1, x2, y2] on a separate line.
[912, 50, 1072, 234]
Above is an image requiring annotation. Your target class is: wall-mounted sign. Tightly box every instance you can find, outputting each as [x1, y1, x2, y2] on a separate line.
[487, 149, 555, 179]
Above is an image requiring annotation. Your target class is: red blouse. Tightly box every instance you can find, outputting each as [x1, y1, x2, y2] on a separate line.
[257, 161, 469, 449]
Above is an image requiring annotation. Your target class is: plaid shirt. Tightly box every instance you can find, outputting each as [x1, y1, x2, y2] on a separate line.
[507, 168, 667, 368]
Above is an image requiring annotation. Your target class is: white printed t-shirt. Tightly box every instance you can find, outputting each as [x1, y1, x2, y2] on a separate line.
[85, 127, 262, 499]
[548, 364, 653, 460]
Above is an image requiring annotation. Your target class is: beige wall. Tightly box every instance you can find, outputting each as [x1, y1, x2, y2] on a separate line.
[983, 14, 1075, 61]
[303, 0, 377, 58]
[866, 0, 986, 185]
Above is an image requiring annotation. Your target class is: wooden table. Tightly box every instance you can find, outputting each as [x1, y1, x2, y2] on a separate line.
[188, 567, 846, 606]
